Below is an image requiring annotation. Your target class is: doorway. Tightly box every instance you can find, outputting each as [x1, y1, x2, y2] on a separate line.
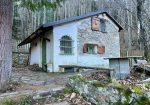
[42, 38, 47, 71]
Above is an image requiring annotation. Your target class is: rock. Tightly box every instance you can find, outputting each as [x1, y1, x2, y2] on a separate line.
[46, 101, 69, 105]
[143, 78, 150, 82]
[70, 92, 76, 100]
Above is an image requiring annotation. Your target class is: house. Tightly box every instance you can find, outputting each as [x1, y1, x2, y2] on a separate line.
[18, 10, 123, 72]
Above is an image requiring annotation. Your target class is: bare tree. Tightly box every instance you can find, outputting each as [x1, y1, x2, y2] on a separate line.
[0, 0, 13, 90]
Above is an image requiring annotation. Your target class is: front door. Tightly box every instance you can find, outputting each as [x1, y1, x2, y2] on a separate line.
[42, 38, 47, 71]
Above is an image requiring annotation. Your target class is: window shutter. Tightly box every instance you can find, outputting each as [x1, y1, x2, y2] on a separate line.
[83, 44, 88, 53]
[97, 45, 105, 54]
[91, 16, 100, 31]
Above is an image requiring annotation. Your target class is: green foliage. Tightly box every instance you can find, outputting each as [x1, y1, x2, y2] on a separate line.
[134, 96, 150, 105]
[1, 96, 33, 105]
[113, 84, 150, 105]
[20, 0, 64, 11]
[144, 82, 150, 88]
[132, 86, 144, 95]
[92, 81, 106, 87]
[18, 97, 32, 105]
[1, 98, 17, 105]
[63, 86, 77, 94]
[70, 75, 88, 83]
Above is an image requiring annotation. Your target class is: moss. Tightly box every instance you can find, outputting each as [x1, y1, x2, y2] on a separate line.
[144, 82, 150, 89]
[0, 98, 17, 105]
[63, 86, 78, 94]
[92, 81, 106, 87]
[131, 86, 144, 95]
[70, 75, 88, 83]
[0, 96, 33, 105]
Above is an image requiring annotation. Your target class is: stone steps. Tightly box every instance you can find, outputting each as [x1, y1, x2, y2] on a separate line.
[0, 86, 64, 101]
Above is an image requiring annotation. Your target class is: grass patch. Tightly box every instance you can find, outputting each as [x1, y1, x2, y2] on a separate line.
[63, 85, 78, 94]
[92, 81, 106, 87]
[0, 96, 33, 105]
[70, 75, 88, 83]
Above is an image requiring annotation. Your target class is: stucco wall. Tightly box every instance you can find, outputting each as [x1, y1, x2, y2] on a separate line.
[109, 59, 130, 79]
[30, 31, 53, 71]
[30, 13, 121, 72]
[77, 14, 120, 68]
[53, 22, 78, 71]
[30, 38, 41, 67]
[45, 31, 53, 64]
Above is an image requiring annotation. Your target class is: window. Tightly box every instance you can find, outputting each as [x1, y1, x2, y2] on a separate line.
[87, 44, 95, 54]
[100, 19, 106, 32]
[83, 44, 105, 54]
[83, 44, 97, 54]
[60, 36, 73, 54]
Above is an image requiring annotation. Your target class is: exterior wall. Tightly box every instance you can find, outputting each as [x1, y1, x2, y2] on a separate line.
[77, 14, 120, 68]
[45, 30, 53, 64]
[30, 38, 42, 67]
[30, 30, 53, 72]
[53, 22, 78, 71]
[45, 30, 54, 72]
[30, 13, 121, 72]
[109, 58, 130, 79]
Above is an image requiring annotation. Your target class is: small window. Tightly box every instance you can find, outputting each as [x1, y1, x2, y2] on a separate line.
[83, 44, 97, 54]
[100, 19, 106, 32]
[60, 36, 73, 54]
[87, 44, 95, 54]
[83, 44, 105, 54]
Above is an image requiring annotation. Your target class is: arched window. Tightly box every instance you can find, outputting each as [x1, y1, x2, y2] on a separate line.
[60, 36, 73, 54]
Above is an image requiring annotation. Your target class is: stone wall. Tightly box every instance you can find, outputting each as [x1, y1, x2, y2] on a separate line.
[69, 76, 150, 105]
[77, 15, 120, 57]
[76, 14, 120, 68]
[13, 53, 29, 66]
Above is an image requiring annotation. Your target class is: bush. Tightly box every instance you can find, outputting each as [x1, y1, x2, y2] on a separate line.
[1, 96, 33, 105]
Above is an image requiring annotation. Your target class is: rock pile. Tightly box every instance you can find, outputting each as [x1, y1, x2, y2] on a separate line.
[45, 92, 91, 105]
[27, 64, 43, 71]
[84, 71, 110, 84]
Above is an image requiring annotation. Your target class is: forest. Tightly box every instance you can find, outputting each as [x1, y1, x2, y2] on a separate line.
[12, 0, 150, 58]
[0, 0, 150, 105]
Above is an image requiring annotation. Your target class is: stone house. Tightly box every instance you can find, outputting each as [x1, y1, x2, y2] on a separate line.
[19, 11, 123, 72]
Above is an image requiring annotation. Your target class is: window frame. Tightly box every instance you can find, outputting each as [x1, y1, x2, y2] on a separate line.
[59, 35, 74, 55]
[83, 44, 98, 54]
[100, 19, 107, 33]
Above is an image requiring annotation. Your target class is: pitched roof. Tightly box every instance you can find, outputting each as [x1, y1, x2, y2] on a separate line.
[18, 10, 123, 46]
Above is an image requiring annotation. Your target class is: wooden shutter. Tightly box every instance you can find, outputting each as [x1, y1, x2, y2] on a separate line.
[97, 45, 105, 54]
[83, 44, 88, 53]
[91, 16, 100, 31]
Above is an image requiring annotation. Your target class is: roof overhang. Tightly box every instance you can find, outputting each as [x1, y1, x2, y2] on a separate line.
[18, 26, 52, 46]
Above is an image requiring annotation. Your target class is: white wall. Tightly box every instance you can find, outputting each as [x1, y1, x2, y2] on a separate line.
[30, 38, 42, 67]
[53, 22, 78, 71]
[30, 31, 53, 71]
[30, 13, 121, 72]
[45, 31, 53, 64]
[109, 59, 130, 79]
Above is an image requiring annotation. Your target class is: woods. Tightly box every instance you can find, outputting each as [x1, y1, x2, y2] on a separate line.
[0, 0, 63, 90]
[0, 0, 150, 104]
[12, 0, 150, 55]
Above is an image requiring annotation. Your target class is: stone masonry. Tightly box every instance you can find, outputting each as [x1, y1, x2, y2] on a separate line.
[77, 16, 120, 58]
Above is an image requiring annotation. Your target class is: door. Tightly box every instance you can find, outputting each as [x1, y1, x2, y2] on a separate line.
[42, 38, 47, 71]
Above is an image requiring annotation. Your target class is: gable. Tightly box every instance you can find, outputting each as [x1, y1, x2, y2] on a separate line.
[18, 11, 123, 46]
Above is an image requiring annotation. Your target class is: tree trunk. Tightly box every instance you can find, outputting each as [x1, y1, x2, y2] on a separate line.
[137, 0, 148, 59]
[0, 0, 13, 90]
